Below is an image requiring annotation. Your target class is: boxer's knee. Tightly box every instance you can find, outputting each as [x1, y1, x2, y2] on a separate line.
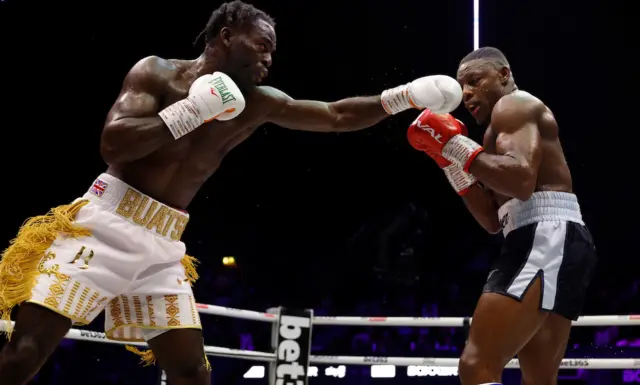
[521, 370, 557, 385]
[165, 360, 210, 385]
[458, 347, 503, 385]
[147, 328, 210, 385]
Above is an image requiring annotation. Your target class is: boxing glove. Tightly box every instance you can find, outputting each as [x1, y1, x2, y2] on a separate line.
[407, 113, 477, 195]
[406, 108, 484, 171]
[381, 75, 462, 115]
[159, 72, 246, 139]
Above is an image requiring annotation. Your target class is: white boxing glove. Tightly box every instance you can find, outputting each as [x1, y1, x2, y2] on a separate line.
[381, 75, 462, 115]
[159, 72, 246, 139]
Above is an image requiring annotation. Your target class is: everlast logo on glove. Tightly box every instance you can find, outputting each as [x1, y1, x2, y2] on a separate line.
[210, 76, 237, 104]
[270, 307, 313, 385]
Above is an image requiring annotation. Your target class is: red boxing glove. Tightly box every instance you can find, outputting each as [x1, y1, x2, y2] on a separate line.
[407, 126, 450, 168]
[407, 110, 461, 156]
[454, 118, 469, 136]
[407, 109, 484, 171]
[407, 112, 478, 195]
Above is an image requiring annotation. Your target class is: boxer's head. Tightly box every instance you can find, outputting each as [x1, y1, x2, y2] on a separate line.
[197, 1, 276, 89]
[457, 47, 516, 125]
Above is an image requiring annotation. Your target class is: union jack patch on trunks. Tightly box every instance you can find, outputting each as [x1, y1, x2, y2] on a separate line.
[89, 179, 108, 198]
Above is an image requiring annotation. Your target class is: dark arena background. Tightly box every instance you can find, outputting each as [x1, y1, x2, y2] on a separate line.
[0, 0, 634, 384]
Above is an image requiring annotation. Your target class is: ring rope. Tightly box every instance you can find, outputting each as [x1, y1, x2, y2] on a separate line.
[195, 303, 640, 327]
[2, 319, 639, 370]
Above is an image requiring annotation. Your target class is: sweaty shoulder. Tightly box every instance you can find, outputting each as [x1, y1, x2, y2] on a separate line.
[490, 90, 547, 134]
[123, 56, 178, 92]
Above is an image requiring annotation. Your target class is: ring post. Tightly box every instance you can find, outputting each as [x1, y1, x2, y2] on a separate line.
[462, 316, 471, 341]
[267, 307, 314, 385]
[157, 368, 166, 385]
[267, 307, 280, 385]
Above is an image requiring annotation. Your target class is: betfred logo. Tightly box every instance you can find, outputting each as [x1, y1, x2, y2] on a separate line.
[273, 308, 313, 385]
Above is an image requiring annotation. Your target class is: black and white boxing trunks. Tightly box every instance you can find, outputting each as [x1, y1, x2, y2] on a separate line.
[483, 191, 597, 320]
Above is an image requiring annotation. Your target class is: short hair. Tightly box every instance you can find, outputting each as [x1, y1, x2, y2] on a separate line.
[460, 47, 510, 69]
[195, 1, 275, 45]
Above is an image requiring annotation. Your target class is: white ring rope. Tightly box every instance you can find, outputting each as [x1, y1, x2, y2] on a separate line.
[1, 321, 637, 369]
[195, 303, 640, 327]
[2, 304, 640, 370]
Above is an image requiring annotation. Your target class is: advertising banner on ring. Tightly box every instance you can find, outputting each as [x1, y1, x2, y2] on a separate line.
[268, 307, 314, 385]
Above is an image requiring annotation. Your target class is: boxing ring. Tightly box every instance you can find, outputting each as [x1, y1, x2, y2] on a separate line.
[3, 303, 640, 383]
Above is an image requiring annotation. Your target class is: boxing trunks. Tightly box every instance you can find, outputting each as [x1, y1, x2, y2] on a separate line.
[0, 173, 201, 342]
[483, 191, 597, 320]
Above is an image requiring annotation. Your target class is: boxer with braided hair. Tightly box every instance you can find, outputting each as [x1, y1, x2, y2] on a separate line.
[0, 2, 462, 384]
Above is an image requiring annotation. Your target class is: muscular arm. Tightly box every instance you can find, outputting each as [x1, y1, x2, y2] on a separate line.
[100, 56, 175, 164]
[261, 87, 389, 132]
[468, 97, 542, 201]
[461, 184, 502, 234]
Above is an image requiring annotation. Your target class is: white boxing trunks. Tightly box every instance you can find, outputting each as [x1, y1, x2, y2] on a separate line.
[0, 173, 201, 342]
[483, 191, 597, 320]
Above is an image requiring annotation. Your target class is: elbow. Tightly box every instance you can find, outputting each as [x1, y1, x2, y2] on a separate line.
[328, 104, 351, 132]
[100, 129, 124, 165]
[479, 213, 502, 234]
[332, 116, 345, 131]
[513, 186, 534, 202]
[100, 142, 120, 165]
[512, 168, 537, 201]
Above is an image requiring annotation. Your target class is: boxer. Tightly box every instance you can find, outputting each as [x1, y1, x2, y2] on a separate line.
[0, 1, 462, 384]
[406, 47, 597, 385]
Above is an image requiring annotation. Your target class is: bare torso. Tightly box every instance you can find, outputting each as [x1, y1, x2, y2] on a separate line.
[482, 91, 573, 207]
[106, 58, 278, 209]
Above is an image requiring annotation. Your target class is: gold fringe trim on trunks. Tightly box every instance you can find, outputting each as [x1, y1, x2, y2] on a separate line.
[0, 200, 90, 338]
[126, 344, 211, 371]
[180, 255, 199, 286]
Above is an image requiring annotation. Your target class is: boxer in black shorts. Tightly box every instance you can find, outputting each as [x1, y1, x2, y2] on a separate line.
[405, 47, 597, 385]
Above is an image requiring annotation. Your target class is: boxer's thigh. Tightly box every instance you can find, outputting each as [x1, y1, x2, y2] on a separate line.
[29, 208, 147, 323]
[462, 277, 549, 375]
[104, 228, 197, 344]
[462, 223, 552, 372]
[518, 313, 571, 385]
[28, 238, 118, 325]
[127, 253, 208, 384]
[549, 222, 597, 320]
[147, 328, 210, 385]
[106, 244, 199, 341]
[0, 303, 72, 384]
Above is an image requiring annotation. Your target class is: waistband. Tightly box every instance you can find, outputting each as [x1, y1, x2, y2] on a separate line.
[498, 191, 583, 236]
[83, 173, 189, 242]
